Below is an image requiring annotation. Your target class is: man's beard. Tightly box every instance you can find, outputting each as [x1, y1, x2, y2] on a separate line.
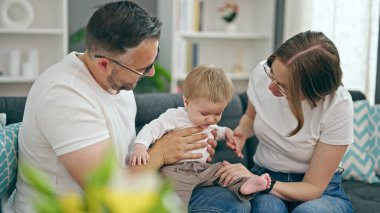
[107, 69, 138, 91]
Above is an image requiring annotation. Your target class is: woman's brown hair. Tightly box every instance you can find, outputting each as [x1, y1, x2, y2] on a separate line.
[267, 31, 342, 136]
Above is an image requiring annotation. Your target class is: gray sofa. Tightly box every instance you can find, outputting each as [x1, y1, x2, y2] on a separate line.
[1, 91, 380, 212]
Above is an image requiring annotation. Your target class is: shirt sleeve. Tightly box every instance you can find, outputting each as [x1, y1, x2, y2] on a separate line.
[215, 126, 227, 141]
[247, 60, 266, 106]
[36, 84, 109, 156]
[320, 95, 354, 145]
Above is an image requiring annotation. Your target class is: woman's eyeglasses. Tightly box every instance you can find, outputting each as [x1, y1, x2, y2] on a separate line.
[263, 63, 287, 97]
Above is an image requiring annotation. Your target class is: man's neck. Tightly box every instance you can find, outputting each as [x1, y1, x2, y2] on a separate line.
[79, 52, 112, 93]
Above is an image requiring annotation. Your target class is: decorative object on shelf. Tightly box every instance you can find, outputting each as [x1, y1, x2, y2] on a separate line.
[9, 49, 21, 77]
[225, 22, 237, 32]
[21, 49, 39, 78]
[21, 150, 184, 212]
[21, 61, 32, 78]
[218, 0, 239, 32]
[0, 0, 34, 29]
[232, 50, 244, 73]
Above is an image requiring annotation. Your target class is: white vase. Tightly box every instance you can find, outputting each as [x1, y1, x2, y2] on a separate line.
[225, 22, 237, 32]
[9, 49, 21, 77]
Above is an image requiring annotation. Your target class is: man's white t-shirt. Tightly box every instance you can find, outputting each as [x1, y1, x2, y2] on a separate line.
[14, 52, 136, 212]
[247, 61, 354, 173]
[135, 107, 226, 163]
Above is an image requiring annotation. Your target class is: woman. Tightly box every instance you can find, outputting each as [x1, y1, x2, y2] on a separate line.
[217, 31, 354, 212]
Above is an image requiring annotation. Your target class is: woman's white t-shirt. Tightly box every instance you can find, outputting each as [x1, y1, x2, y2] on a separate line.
[247, 61, 354, 173]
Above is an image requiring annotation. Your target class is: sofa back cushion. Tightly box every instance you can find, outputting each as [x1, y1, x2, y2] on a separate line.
[135, 93, 184, 133]
[0, 97, 26, 124]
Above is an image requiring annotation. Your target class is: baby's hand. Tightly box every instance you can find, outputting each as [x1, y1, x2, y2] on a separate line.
[225, 128, 244, 159]
[128, 144, 150, 166]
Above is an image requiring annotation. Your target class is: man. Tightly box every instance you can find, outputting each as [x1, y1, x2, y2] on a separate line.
[14, 1, 250, 212]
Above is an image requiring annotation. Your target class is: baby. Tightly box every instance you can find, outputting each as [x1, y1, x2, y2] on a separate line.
[129, 65, 270, 207]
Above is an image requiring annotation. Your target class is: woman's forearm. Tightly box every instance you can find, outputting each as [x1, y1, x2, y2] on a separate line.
[238, 113, 255, 138]
[271, 181, 323, 202]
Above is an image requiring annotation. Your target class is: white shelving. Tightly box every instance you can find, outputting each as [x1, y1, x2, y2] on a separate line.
[0, 28, 64, 34]
[0, 0, 68, 96]
[159, 0, 275, 93]
[0, 77, 35, 83]
[179, 31, 269, 40]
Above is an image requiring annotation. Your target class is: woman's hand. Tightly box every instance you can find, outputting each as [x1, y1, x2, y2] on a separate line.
[233, 102, 256, 145]
[215, 161, 254, 187]
[225, 128, 244, 158]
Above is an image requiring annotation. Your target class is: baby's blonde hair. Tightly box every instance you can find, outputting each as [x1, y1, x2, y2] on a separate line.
[183, 65, 234, 103]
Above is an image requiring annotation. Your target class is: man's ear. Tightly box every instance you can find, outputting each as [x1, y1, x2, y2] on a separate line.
[95, 57, 111, 73]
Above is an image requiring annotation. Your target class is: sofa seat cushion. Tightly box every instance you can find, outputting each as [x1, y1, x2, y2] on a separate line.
[0, 97, 26, 125]
[343, 181, 380, 212]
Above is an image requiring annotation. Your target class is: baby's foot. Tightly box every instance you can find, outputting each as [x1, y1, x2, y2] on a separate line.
[240, 173, 271, 195]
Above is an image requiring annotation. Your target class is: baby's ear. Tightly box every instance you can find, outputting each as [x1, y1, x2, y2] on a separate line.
[183, 96, 189, 107]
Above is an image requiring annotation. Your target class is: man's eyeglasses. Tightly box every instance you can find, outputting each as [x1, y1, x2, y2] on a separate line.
[94, 47, 159, 76]
[263, 63, 287, 97]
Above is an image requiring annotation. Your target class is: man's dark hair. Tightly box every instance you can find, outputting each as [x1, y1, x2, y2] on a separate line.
[86, 1, 162, 56]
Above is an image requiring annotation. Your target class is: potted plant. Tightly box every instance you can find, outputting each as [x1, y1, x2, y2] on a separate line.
[218, 0, 239, 32]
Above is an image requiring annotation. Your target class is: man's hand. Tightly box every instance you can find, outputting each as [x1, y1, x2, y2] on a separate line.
[206, 129, 217, 162]
[149, 127, 208, 166]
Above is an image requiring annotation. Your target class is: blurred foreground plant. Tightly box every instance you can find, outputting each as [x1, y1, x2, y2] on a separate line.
[20, 151, 183, 213]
